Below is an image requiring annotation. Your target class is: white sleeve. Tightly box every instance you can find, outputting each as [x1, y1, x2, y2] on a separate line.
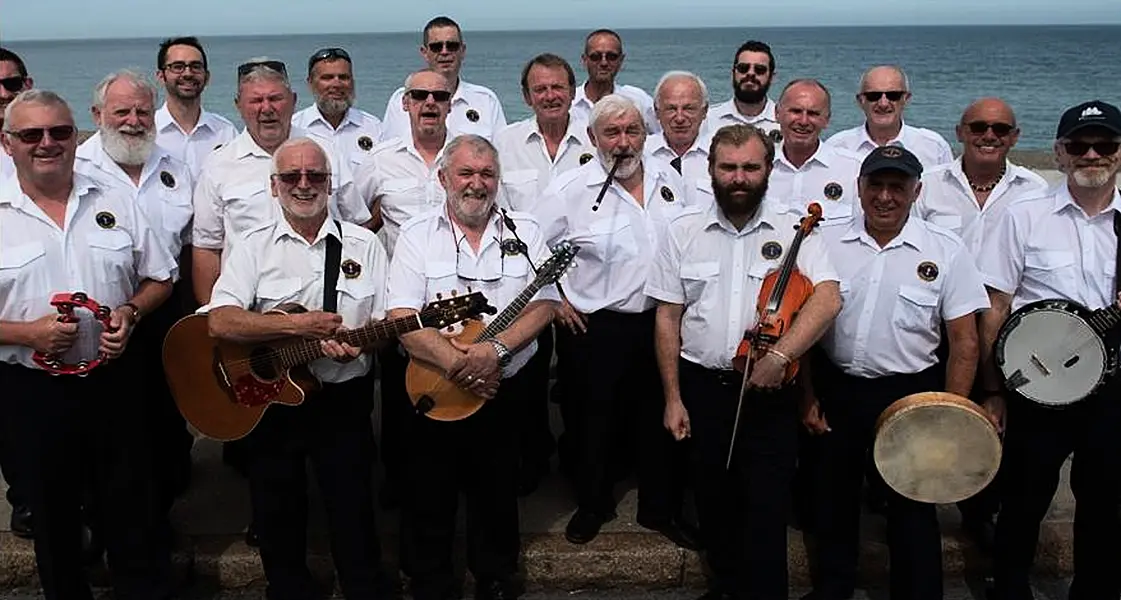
[191, 164, 225, 250]
[386, 224, 428, 311]
[976, 209, 1025, 294]
[523, 220, 561, 303]
[205, 234, 259, 310]
[796, 229, 840, 285]
[128, 196, 176, 284]
[332, 160, 373, 225]
[365, 235, 389, 320]
[941, 245, 991, 321]
[380, 88, 407, 143]
[644, 221, 685, 304]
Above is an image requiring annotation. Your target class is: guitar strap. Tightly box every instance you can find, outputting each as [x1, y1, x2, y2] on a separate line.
[1114, 210, 1120, 298]
[323, 220, 343, 313]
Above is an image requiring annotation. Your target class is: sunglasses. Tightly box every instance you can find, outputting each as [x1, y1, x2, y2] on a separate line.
[1063, 140, 1121, 157]
[587, 51, 620, 63]
[272, 170, 329, 186]
[426, 41, 462, 53]
[237, 59, 287, 79]
[164, 61, 205, 75]
[862, 90, 907, 102]
[5, 125, 76, 144]
[0, 76, 26, 93]
[734, 62, 769, 76]
[965, 121, 1016, 137]
[309, 47, 351, 70]
[407, 88, 452, 102]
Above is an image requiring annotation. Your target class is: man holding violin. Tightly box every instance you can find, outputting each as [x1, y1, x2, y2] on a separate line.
[648, 123, 841, 600]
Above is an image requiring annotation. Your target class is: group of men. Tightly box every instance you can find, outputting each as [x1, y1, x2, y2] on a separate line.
[1, 14, 1120, 600]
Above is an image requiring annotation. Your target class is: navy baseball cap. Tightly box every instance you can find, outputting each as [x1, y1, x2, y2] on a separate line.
[859, 145, 923, 178]
[1055, 100, 1121, 139]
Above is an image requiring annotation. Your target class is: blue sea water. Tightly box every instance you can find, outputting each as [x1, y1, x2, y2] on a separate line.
[5, 25, 1120, 149]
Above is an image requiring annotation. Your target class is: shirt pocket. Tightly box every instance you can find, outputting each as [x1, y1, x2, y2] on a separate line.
[929, 214, 963, 233]
[892, 284, 940, 334]
[87, 229, 134, 286]
[500, 169, 539, 211]
[423, 260, 458, 298]
[1023, 248, 1076, 291]
[0, 241, 48, 310]
[338, 277, 379, 326]
[585, 215, 637, 260]
[255, 277, 302, 311]
[680, 261, 720, 305]
[223, 183, 271, 238]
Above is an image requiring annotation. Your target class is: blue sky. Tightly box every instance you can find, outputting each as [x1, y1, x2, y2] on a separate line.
[2, 0, 1118, 41]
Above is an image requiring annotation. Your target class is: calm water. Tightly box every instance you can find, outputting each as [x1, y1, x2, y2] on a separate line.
[6, 25, 1120, 149]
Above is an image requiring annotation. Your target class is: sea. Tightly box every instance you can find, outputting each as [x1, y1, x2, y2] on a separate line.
[5, 25, 1121, 150]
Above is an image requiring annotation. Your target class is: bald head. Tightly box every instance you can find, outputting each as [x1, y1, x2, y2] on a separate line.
[961, 97, 1016, 127]
[859, 65, 909, 93]
[956, 97, 1020, 167]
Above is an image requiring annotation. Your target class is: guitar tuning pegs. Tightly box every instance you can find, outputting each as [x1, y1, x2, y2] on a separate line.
[436, 292, 443, 300]
[466, 286, 473, 293]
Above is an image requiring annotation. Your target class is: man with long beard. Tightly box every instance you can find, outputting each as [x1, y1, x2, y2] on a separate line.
[648, 123, 841, 600]
[701, 41, 780, 140]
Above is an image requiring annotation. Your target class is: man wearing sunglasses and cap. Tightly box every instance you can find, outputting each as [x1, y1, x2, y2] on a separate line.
[381, 16, 506, 142]
[292, 47, 384, 172]
[701, 40, 780, 140]
[978, 100, 1121, 600]
[0, 47, 33, 183]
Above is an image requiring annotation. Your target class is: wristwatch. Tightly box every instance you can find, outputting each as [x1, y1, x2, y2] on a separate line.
[489, 338, 512, 367]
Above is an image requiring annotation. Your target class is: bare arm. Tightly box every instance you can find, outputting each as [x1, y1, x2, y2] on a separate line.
[944, 312, 980, 397]
[128, 278, 173, 319]
[208, 305, 302, 343]
[654, 301, 684, 407]
[389, 307, 462, 373]
[192, 247, 222, 305]
[978, 288, 1013, 392]
[770, 281, 842, 361]
[0, 321, 34, 345]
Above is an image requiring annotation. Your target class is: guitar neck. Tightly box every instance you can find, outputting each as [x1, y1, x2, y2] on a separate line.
[277, 313, 423, 369]
[1089, 304, 1121, 335]
[474, 282, 544, 342]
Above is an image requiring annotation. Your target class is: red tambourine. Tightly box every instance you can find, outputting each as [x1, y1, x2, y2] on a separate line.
[31, 292, 115, 375]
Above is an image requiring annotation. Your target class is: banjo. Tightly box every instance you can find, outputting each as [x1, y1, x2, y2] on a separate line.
[994, 298, 1121, 407]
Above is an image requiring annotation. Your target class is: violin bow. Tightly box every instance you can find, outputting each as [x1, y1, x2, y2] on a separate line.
[726, 324, 760, 470]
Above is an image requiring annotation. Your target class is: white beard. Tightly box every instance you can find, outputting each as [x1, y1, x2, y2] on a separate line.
[598, 150, 641, 180]
[101, 126, 155, 167]
[1071, 166, 1116, 188]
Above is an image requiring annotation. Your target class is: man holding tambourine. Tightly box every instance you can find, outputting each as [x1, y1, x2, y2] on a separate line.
[978, 100, 1121, 600]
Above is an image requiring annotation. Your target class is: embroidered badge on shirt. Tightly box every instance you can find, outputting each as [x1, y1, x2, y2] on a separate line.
[881, 146, 904, 158]
[768, 129, 783, 144]
[917, 261, 939, 282]
[824, 182, 843, 200]
[579, 153, 594, 165]
[660, 186, 675, 203]
[160, 170, 176, 189]
[95, 211, 116, 229]
[761, 241, 783, 260]
[500, 239, 526, 257]
[465, 109, 480, 123]
[341, 259, 362, 279]
[358, 136, 374, 151]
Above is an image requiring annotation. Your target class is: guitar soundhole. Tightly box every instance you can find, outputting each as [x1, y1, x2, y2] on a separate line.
[1064, 355, 1080, 369]
[248, 347, 279, 380]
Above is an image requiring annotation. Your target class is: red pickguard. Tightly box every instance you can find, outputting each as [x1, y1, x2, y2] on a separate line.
[231, 375, 284, 407]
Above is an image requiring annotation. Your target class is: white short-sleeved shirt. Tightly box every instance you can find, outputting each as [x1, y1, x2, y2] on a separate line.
[914, 158, 1050, 256]
[978, 185, 1120, 313]
[292, 105, 384, 172]
[354, 136, 448, 261]
[767, 142, 863, 226]
[204, 217, 388, 383]
[191, 128, 371, 251]
[820, 217, 991, 378]
[645, 201, 838, 370]
[155, 103, 237, 180]
[494, 117, 594, 214]
[644, 131, 712, 194]
[75, 133, 194, 266]
[571, 82, 660, 135]
[0, 153, 13, 183]
[381, 80, 506, 142]
[701, 98, 779, 137]
[0, 173, 176, 368]
[535, 156, 690, 314]
[386, 207, 560, 378]
[825, 122, 953, 170]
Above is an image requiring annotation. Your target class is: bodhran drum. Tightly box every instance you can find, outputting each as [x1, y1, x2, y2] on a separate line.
[873, 391, 1001, 504]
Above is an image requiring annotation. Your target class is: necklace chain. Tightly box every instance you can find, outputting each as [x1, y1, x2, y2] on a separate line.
[966, 163, 1007, 193]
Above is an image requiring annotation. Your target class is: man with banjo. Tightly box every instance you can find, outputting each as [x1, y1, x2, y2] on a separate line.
[801, 145, 991, 600]
[978, 100, 1121, 600]
[0, 90, 176, 598]
[385, 133, 558, 600]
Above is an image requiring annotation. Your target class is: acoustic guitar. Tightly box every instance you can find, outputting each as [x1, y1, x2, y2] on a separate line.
[163, 291, 494, 441]
[406, 241, 579, 421]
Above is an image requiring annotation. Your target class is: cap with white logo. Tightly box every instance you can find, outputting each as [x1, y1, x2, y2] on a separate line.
[1055, 100, 1121, 139]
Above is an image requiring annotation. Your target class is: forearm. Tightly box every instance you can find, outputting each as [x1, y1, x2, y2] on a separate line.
[493, 300, 556, 353]
[207, 306, 300, 343]
[945, 335, 979, 398]
[0, 321, 33, 346]
[127, 279, 173, 318]
[978, 293, 1011, 391]
[390, 308, 460, 372]
[771, 282, 842, 361]
[654, 303, 684, 405]
[191, 247, 221, 305]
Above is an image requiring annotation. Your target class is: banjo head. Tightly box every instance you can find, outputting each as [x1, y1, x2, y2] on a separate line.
[996, 300, 1107, 407]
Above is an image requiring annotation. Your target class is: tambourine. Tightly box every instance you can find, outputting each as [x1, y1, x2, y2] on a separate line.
[31, 292, 115, 376]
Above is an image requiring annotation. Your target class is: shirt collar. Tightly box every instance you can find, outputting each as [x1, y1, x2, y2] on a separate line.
[1052, 182, 1121, 216]
[702, 198, 775, 235]
[840, 212, 924, 251]
[156, 102, 223, 135]
[775, 140, 832, 170]
[232, 129, 273, 160]
[526, 116, 586, 146]
[272, 213, 341, 246]
[77, 132, 176, 185]
[305, 105, 362, 131]
[0, 171, 101, 208]
[858, 121, 909, 149]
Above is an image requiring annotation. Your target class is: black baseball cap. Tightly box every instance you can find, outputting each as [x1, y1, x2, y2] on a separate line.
[308, 47, 351, 75]
[1055, 100, 1121, 139]
[859, 145, 923, 178]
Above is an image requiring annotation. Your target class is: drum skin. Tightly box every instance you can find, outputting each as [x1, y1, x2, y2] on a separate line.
[873, 391, 1001, 505]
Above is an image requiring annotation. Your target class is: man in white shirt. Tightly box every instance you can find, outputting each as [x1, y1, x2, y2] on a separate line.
[381, 16, 506, 141]
[978, 100, 1121, 600]
[570, 29, 659, 134]
[825, 65, 953, 169]
[153, 36, 236, 179]
[644, 71, 711, 198]
[291, 47, 383, 171]
[701, 40, 780, 140]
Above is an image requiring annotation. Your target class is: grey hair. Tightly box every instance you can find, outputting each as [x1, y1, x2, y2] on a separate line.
[238, 56, 290, 93]
[2, 89, 71, 132]
[270, 137, 332, 175]
[653, 71, 709, 108]
[437, 133, 500, 175]
[404, 68, 444, 90]
[93, 69, 158, 109]
[589, 93, 643, 131]
[859, 65, 910, 92]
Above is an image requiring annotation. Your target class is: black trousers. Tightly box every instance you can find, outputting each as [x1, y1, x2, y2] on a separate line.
[0, 360, 172, 600]
[518, 325, 556, 473]
[679, 359, 798, 600]
[401, 370, 526, 600]
[245, 374, 386, 600]
[377, 340, 409, 494]
[1, 434, 24, 508]
[809, 366, 943, 600]
[991, 377, 1121, 600]
[558, 308, 683, 519]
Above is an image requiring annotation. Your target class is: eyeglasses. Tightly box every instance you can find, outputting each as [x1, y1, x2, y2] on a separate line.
[587, 51, 620, 63]
[862, 91, 907, 102]
[272, 170, 330, 186]
[308, 47, 351, 71]
[407, 88, 452, 102]
[1063, 140, 1121, 157]
[164, 61, 205, 74]
[237, 59, 287, 79]
[4, 125, 76, 144]
[0, 76, 26, 93]
[453, 234, 507, 283]
[966, 121, 1016, 137]
[426, 41, 462, 53]
[734, 62, 768, 76]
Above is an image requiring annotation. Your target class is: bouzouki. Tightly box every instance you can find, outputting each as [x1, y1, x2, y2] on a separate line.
[163, 291, 494, 441]
[406, 240, 580, 421]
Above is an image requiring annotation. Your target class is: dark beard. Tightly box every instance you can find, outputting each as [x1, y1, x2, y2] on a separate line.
[713, 177, 768, 221]
[733, 80, 771, 105]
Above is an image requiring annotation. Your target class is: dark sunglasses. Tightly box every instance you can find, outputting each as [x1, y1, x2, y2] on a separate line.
[862, 90, 907, 102]
[308, 47, 350, 71]
[407, 88, 452, 102]
[587, 51, 620, 63]
[734, 62, 768, 76]
[5, 125, 76, 144]
[164, 61, 205, 74]
[0, 76, 26, 93]
[1063, 140, 1121, 157]
[965, 121, 1016, 137]
[273, 170, 330, 186]
[237, 59, 287, 79]
[426, 41, 462, 53]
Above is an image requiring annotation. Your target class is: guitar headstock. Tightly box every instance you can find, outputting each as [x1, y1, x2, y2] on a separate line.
[533, 241, 580, 287]
[420, 290, 497, 329]
[797, 202, 824, 233]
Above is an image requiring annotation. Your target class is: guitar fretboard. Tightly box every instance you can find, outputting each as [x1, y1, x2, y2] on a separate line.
[275, 313, 424, 369]
[474, 281, 544, 342]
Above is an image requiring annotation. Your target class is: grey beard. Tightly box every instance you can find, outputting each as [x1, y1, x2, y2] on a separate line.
[317, 97, 352, 118]
[100, 127, 154, 167]
[1072, 167, 1116, 188]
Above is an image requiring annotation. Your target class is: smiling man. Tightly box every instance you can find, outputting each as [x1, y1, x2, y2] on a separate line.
[644, 71, 711, 192]
[292, 47, 383, 171]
